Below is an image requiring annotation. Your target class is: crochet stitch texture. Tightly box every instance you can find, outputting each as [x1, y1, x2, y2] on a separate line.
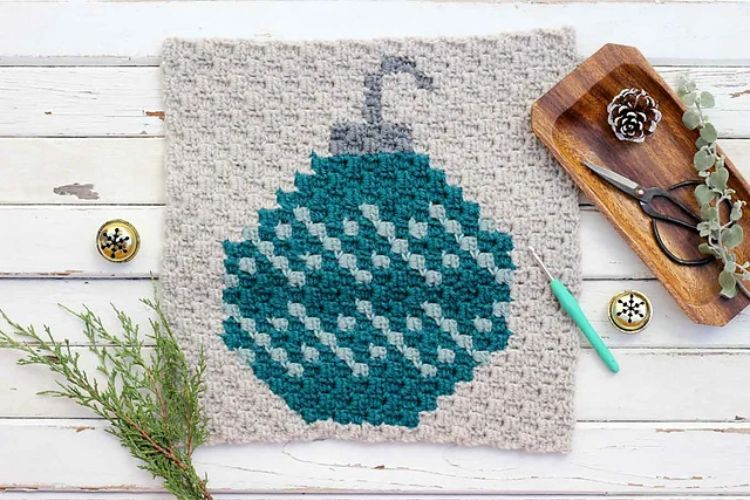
[161, 29, 581, 452]
[223, 151, 515, 427]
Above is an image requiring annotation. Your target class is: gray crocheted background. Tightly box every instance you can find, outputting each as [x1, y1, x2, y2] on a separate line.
[160, 29, 581, 452]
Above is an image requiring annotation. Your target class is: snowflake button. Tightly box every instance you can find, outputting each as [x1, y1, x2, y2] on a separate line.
[97, 219, 140, 263]
[608, 290, 653, 333]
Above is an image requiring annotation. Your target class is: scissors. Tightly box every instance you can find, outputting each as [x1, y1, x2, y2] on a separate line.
[583, 160, 712, 266]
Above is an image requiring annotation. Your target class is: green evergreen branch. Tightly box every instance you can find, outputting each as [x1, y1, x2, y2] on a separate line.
[678, 77, 750, 299]
[0, 297, 212, 500]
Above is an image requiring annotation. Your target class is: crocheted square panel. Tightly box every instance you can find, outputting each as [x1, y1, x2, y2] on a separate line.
[160, 29, 581, 452]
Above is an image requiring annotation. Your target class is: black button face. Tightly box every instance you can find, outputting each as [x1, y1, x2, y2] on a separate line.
[609, 290, 652, 333]
[97, 219, 140, 263]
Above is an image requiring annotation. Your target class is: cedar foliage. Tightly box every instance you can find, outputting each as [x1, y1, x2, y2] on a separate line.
[0, 298, 212, 500]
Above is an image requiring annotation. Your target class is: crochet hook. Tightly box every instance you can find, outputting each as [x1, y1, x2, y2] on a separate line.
[528, 247, 620, 374]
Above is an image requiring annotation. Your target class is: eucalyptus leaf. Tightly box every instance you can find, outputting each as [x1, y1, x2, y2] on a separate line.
[719, 269, 737, 288]
[700, 91, 716, 108]
[722, 224, 744, 249]
[696, 136, 710, 149]
[694, 148, 715, 170]
[682, 77, 746, 300]
[697, 221, 712, 237]
[683, 109, 701, 130]
[681, 92, 697, 106]
[677, 80, 690, 96]
[700, 122, 718, 143]
[698, 243, 719, 257]
[694, 184, 714, 206]
[701, 205, 718, 221]
[720, 270, 738, 299]
[708, 166, 729, 191]
[730, 201, 744, 222]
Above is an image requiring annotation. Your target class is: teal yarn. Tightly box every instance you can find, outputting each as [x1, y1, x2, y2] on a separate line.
[222, 152, 515, 427]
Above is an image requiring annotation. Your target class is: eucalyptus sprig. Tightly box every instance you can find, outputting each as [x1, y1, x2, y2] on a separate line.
[0, 298, 212, 500]
[678, 77, 750, 299]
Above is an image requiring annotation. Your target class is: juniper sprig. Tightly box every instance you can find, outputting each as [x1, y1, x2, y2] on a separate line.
[0, 298, 212, 500]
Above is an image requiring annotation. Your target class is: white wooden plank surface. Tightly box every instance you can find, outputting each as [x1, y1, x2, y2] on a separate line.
[2, 497, 737, 500]
[2, 137, 749, 205]
[0, 205, 654, 282]
[1, 67, 750, 137]
[0, 420, 748, 495]
[2, 279, 748, 348]
[0, 206, 647, 279]
[0, 138, 166, 205]
[3, 496, 729, 500]
[2, 1, 750, 65]
[2, 1, 750, 497]
[1, 346, 747, 421]
[5, 496, 730, 500]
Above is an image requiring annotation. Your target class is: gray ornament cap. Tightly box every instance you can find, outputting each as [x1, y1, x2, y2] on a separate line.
[329, 56, 434, 155]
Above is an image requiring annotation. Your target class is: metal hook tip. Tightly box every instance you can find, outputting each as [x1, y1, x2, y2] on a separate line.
[528, 246, 554, 282]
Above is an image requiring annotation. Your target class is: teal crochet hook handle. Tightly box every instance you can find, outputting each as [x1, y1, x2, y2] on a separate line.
[550, 279, 620, 373]
[529, 247, 620, 374]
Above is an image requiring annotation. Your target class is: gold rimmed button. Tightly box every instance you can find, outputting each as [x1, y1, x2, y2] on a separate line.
[608, 290, 652, 333]
[96, 219, 140, 263]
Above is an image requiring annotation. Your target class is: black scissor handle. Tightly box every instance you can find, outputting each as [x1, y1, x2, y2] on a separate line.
[638, 181, 703, 229]
[639, 180, 713, 266]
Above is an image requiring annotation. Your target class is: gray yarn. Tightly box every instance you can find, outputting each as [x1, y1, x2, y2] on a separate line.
[160, 29, 581, 452]
[330, 55, 433, 154]
[362, 55, 434, 125]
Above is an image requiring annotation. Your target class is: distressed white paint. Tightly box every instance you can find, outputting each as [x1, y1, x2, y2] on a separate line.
[1, 67, 750, 137]
[1, 0, 750, 497]
[1, 137, 749, 206]
[0, 138, 166, 205]
[0, 420, 748, 494]
[3, 137, 750, 222]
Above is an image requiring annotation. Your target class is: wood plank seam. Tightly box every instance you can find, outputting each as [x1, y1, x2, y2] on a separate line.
[1, 66, 749, 137]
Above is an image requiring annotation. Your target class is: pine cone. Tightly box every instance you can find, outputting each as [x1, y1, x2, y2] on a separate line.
[607, 88, 662, 143]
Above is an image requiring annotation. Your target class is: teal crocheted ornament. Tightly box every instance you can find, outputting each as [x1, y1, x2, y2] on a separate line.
[221, 57, 515, 428]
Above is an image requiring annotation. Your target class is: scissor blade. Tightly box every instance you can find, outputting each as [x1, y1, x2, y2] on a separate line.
[583, 160, 641, 198]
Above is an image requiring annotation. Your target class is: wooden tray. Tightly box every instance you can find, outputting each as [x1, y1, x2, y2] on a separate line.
[531, 43, 750, 326]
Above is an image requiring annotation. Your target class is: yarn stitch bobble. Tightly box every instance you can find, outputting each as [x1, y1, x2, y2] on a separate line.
[222, 152, 514, 428]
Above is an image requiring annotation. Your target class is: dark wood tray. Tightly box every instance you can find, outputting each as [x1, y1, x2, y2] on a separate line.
[531, 43, 750, 326]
